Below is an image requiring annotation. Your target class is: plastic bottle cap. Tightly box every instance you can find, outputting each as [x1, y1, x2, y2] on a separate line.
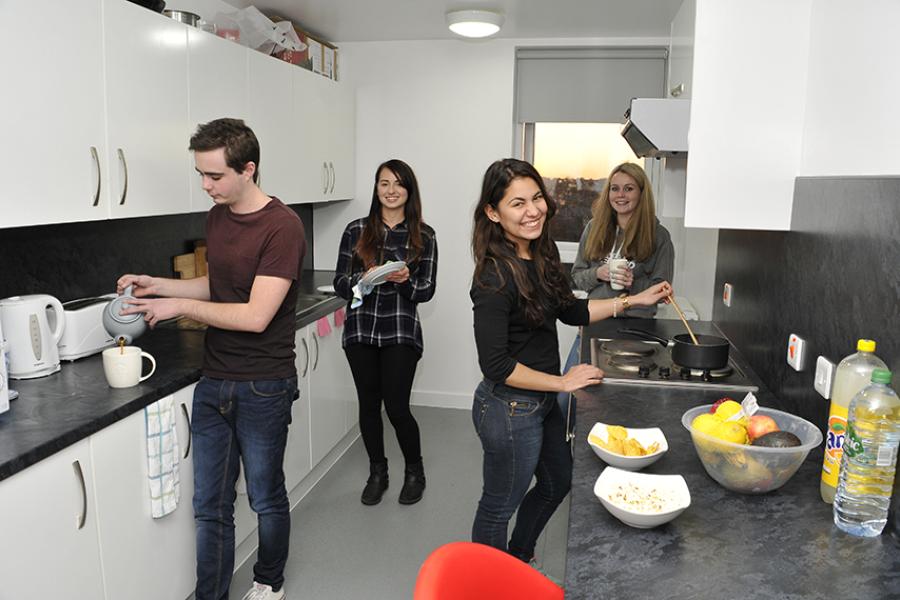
[856, 339, 876, 352]
[871, 369, 892, 384]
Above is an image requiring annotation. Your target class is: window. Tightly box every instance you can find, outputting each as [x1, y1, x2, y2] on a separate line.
[514, 46, 667, 262]
[532, 122, 646, 246]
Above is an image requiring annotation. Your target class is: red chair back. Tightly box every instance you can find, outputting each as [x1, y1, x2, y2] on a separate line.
[413, 541, 565, 600]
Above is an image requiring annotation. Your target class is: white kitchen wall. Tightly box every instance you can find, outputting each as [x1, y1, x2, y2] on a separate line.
[800, 0, 900, 176]
[313, 36, 673, 409]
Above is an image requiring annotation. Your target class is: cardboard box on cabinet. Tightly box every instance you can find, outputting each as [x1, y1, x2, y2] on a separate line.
[269, 15, 339, 80]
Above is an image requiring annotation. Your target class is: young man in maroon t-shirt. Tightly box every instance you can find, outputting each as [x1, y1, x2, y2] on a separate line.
[118, 118, 305, 600]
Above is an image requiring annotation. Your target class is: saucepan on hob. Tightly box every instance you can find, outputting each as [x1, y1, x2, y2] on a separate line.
[618, 327, 730, 371]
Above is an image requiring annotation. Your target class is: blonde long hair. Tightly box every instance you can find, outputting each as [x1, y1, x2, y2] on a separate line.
[584, 162, 657, 262]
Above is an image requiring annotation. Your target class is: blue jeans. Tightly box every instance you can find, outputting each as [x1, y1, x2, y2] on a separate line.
[192, 376, 298, 600]
[471, 380, 573, 561]
[557, 333, 581, 438]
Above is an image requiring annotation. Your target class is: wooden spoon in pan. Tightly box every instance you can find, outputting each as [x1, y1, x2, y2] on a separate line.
[668, 295, 699, 345]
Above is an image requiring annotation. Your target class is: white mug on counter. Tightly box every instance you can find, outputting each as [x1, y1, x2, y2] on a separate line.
[102, 346, 156, 388]
[608, 258, 629, 291]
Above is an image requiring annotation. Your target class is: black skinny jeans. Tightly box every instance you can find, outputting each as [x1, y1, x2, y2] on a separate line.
[344, 343, 422, 467]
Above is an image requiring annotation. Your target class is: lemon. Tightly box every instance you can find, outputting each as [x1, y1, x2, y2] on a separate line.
[692, 413, 720, 436]
[713, 400, 748, 426]
[710, 421, 749, 445]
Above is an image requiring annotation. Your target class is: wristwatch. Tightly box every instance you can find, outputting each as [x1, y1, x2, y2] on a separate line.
[619, 293, 631, 311]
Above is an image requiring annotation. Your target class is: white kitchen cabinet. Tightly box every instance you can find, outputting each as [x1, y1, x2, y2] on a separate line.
[0, 440, 105, 598]
[188, 29, 250, 212]
[308, 310, 353, 465]
[284, 326, 313, 493]
[667, 0, 694, 99]
[90, 386, 197, 600]
[247, 51, 299, 204]
[683, 0, 812, 230]
[294, 68, 356, 203]
[0, 0, 108, 227]
[103, 0, 193, 219]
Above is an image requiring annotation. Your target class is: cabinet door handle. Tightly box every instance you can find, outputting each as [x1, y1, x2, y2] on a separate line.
[72, 460, 87, 530]
[90, 146, 101, 207]
[322, 162, 329, 194]
[180, 402, 192, 459]
[116, 148, 129, 205]
[300, 337, 310, 377]
[312, 332, 320, 371]
[328, 161, 335, 193]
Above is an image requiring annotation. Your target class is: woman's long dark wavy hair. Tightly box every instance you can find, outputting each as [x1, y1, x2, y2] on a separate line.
[354, 159, 425, 268]
[472, 159, 574, 326]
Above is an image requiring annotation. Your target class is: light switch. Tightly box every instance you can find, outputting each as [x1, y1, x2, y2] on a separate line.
[815, 355, 835, 399]
[787, 333, 806, 371]
[723, 283, 733, 307]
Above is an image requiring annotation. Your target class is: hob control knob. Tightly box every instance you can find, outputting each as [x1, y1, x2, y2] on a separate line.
[659, 367, 670, 379]
[679, 367, 692, 380]
[638, 365, 650, 378]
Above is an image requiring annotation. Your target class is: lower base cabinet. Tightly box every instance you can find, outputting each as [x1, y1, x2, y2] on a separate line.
[0, 440, 106, 598]
[91, 384, 197, 600]
[0, 311, 355, 598]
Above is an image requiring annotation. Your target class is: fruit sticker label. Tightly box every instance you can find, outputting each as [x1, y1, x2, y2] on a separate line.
[821, 406, 848, 487]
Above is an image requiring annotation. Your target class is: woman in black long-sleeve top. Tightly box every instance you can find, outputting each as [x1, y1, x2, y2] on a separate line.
[469, 159, 671, 562]
[334, 159, 437, 506]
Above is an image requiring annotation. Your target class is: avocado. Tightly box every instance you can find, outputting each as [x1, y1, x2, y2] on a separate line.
[751, 431, 802, 447]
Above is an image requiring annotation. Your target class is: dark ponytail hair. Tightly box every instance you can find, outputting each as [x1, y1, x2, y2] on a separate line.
[472, 158, 573, 326]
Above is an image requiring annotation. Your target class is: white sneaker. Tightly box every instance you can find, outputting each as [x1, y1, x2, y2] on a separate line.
[241, 581, 285, 600]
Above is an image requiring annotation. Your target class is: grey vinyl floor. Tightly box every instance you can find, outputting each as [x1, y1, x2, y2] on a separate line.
[229, 406, 569, 599]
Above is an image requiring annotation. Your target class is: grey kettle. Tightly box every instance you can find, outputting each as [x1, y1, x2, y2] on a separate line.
[102, 286, 146, 345]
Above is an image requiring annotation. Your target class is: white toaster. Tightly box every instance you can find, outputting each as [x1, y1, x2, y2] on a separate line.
[58, 294, 117, 361]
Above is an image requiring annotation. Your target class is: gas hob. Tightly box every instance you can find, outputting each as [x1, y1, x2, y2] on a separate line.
[589, 338, 758, 393]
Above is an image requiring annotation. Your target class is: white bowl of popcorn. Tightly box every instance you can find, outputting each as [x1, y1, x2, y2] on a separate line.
[593, 466, 691, 529]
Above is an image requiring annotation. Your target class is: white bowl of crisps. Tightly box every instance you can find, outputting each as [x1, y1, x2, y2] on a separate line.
[593, 466, 691, 529]
[587, 422, 668, 471]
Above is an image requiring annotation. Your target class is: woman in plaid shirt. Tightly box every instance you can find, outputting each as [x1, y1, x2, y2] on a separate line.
[333, 159, 438, 506]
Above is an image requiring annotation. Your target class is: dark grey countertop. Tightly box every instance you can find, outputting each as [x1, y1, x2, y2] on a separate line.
[0, 270, 345, 482]
[565, 318, 900, 599]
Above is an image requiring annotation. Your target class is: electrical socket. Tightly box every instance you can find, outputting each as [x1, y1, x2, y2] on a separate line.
[815, 356, 835, 399]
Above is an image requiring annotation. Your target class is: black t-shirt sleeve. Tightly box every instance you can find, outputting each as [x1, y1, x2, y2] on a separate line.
[471, 269, 517, 383]
[558, 298, 590, 326]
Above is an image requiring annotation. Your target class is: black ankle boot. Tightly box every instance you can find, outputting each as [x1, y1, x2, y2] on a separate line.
[361, 461, 388, 505]
[398, 460, 425, 505]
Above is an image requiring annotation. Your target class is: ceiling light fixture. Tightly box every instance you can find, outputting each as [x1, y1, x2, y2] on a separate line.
[446, 9, 504, 38]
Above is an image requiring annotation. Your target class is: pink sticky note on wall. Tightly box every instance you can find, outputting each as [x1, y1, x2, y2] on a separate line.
[316, 316, 332, 337]
[333, 307, 346, 328]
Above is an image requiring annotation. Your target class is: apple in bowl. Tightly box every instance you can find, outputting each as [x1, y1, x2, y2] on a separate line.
[747, 414, 779, 442]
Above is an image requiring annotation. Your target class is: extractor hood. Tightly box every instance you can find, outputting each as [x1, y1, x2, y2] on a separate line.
[621, 98, 690, 158]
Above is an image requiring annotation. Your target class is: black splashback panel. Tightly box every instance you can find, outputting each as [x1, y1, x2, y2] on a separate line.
[713, 177, 900, 430]
[0, 205, 313, 302]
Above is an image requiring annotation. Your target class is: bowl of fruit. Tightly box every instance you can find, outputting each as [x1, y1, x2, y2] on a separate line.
[681, 400, 823, 494]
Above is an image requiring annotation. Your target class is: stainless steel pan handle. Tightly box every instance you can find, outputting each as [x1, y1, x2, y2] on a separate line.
[618, 328, 670, 348]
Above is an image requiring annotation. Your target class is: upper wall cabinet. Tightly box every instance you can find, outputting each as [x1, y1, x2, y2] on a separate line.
[683, 0, 812, 230]
[294, 68, 356, 203]
[187, 28, 250, 212]
[1, 1, 108, 228]
[248, 51, 301, 204]
[667, 0, 694, 99]
[0, 1, 355, 231]
[103, 0, 192, 219]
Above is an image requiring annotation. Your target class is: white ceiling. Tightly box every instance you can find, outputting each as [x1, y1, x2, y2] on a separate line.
[245, 0, 684, 43]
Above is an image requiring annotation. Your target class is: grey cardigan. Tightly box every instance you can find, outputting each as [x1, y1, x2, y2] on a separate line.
[570, 219, 675, 318]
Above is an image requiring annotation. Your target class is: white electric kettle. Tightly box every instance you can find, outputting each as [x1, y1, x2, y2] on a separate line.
[0, 294, 66, 379]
